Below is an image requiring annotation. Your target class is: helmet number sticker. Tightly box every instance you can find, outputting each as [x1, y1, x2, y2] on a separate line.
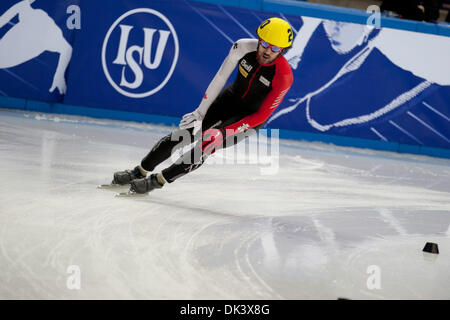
[260, 19, 271, 29]
[287, 28, 293, 43]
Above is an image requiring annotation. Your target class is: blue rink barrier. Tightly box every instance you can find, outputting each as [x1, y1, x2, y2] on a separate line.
[0, 0, 449, 159]
[1, 96, 450, 160]
[0, 97, 180, 128]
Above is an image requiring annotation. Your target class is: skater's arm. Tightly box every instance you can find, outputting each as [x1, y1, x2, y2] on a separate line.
[201, 69, 292, 155]
[224, 67, 293, 133]
[195, 39, 257, 118]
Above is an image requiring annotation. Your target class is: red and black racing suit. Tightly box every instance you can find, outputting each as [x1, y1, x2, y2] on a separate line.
[141, 38, 293, 182]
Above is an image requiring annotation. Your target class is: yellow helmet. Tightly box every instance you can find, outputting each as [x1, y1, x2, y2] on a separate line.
[256, 17, 293, 48]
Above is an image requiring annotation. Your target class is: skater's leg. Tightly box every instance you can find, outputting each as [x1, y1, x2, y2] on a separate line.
[129, 126, 253, 192]
[160, 142, 205, 183]
[129, 135, 203, 193]
[140, 127, 195, 172]
[111, 127, 193, 185]
[140, 92, 233, 172]
[115, 118, 212, 186]
[160, 121, 264, 183]
[127, 87, 256, 191]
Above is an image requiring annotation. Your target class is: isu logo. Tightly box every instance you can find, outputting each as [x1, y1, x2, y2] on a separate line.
[102, 8, 179, 98]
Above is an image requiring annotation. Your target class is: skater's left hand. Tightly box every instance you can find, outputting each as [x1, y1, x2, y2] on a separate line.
[201, 128, 226, 155]
[179, 110, 202, 130]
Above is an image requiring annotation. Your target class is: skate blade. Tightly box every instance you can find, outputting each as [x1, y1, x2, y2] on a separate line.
[115, 191, 148, 198]
[97, 183, 129, 190]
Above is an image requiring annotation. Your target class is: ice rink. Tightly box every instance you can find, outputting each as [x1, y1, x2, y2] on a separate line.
[0, 108, 449, 300]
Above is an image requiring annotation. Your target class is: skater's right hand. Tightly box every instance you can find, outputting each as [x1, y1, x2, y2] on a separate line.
[179, 110, 202, 130]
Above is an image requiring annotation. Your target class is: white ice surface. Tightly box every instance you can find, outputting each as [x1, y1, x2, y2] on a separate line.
[0, 108, 449, 299]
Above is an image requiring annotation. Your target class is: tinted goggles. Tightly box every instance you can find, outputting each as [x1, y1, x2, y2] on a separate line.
[259, 39, 282, 53]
